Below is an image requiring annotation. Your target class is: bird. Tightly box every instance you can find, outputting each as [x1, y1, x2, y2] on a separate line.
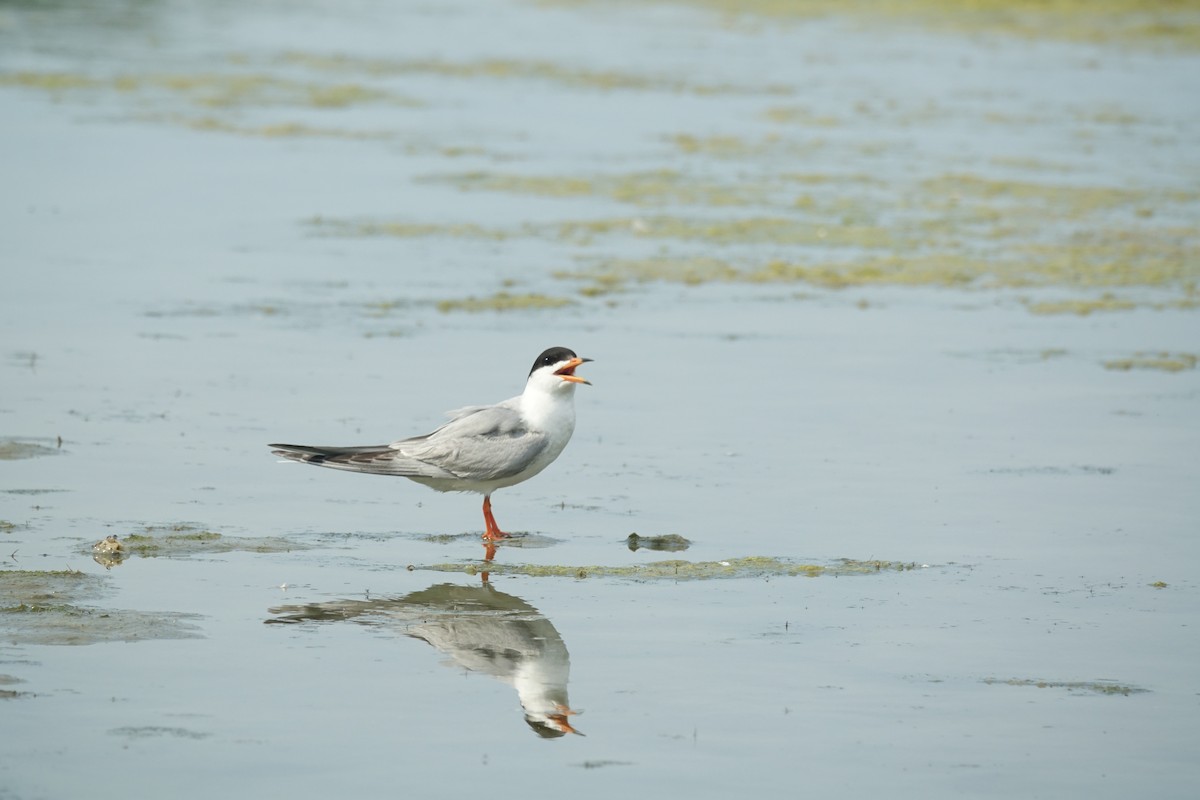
[269, 346, 591, 542]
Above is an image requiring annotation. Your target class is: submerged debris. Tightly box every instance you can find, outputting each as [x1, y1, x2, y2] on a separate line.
[626, 533, 692, 552]
[984, 677, 1148, 696]
[92, 535, 126, 569]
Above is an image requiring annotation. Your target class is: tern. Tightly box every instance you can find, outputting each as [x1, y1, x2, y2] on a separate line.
[270, 346, 591, 542]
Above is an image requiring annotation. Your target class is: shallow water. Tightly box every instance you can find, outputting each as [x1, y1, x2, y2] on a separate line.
[3, 1, 1199, 797]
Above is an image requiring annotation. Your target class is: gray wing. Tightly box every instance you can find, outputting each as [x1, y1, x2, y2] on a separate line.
[394, 403, 549, 482]
[269, 442, 458, 479]
[270, 401, 548, 482]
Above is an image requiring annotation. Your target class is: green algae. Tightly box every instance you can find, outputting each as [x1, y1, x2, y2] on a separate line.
[0, 606, 205, 645]
[275, 51, 790, 96]
[667, 132, 824, 159]
[435, 292, 576, 313]
[0, 439, 60, 460]
[0, 71, 103, 92]
[308, 217, 508, 240]
[428, 169, 768, 207]
[1025, 293, 1139, 316]
[326, 161, 1199, 300]
[1103, 352, 1198, 372]
[984, 677, 1148, 696]
[0, 568, 202, 645]
[409, 165, 1199, 297]
[0, 569, 98, 607]
[0, 674, 25, 700]
[422, 556, 924, 581]
[550, 0, 1200, 49]
[559, 234, 1199, 293]
[762, 105, 841, 127]
[173, 115, 393, 140]
[1, 69, 419, 110]
[118, 525, 309, 558]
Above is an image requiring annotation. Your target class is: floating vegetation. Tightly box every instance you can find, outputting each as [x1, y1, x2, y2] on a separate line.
[983, 677, 1148, 696]
[0, 569, 98, 608]
[435, 292, 576, 313]
[552, 0, 1200, 48]
[0, 69, 418, 110]
[1103, 352, 1198, 373]
[114, 524, 310, 558]
[0, 568, 202, 645]
[307, 217, 508, 240]
[667, 132, 824, 159]
[426, 169, 771, 207]
[0, 674, 25, 700]
[0, 438, 61, 461]
[275, 51, 791, 96]
[171, 115, 393, 140]
[1024, 293, 1139, 315]
[408, 164, 1199, 297]
[762, 106, 841, 127]
[422, 556, 925, 581]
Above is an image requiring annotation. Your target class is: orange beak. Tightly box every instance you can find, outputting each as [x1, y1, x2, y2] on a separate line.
[551, 704, 585, 736]
[555, 356, 593, 385]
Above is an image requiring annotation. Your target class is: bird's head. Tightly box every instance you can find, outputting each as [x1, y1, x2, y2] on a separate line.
[527, 346, 592, 392]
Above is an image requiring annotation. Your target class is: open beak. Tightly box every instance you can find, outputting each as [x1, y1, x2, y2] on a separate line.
[555, 356, 593, 385]
[550, 704, 585, 736]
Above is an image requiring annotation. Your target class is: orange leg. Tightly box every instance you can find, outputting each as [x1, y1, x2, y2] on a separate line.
[482, 495, 511, 541]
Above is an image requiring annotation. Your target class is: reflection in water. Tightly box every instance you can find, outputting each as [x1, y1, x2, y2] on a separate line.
[267, 582, 581, 737]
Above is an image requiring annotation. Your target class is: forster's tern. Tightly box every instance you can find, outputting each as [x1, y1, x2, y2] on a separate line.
[270, 346, 591, 541]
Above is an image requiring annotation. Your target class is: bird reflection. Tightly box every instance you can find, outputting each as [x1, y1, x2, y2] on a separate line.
[267, 582, 581, 737]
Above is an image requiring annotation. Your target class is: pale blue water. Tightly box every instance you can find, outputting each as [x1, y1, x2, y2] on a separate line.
[2, 1, 1199, 798]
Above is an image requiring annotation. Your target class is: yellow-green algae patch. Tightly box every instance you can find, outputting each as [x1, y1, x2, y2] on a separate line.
[117, 525, 310, 558]
[308, 213, 900, 249]
[0, 71, 104, 92]
[667, 132, 825, 159]
[307, 216, 508, 240]
[0, 568, 202, 645]
[984, 677, 1147, 696]
[0, 438, 61, 460]
[172, 116, 394, 140]
[559, 237, 1199, 294]
[1103, 352, 1198, 372]
[1, 70, 419, 110]
[435, 292, 576, 313]
[275, 51, 791, 96]
[762, 106, 841, 127]
[426, 170, 770, 207]
[1025, 293, 1139, 315]
[549, 0, 1200, 49]
[422, 556, 924, 581]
